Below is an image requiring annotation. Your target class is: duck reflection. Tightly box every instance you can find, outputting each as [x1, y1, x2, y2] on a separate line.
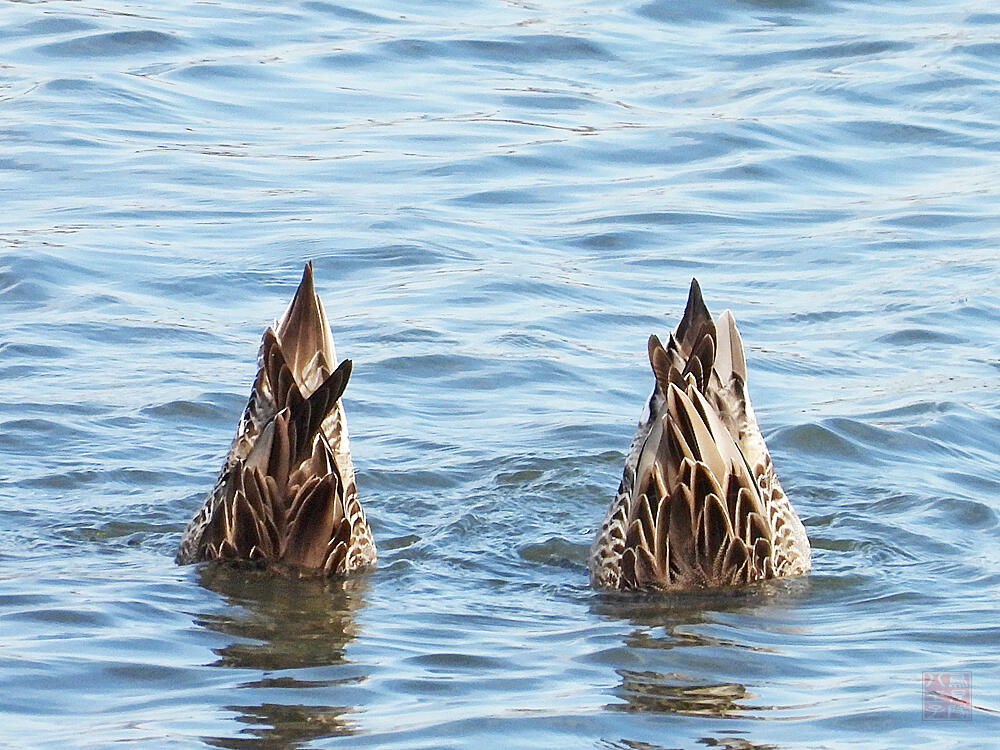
[602, 737, 777, 750]
[194, 563, 370, 748]
[614, 669, 751, 717]
[592, 578, 811, 744]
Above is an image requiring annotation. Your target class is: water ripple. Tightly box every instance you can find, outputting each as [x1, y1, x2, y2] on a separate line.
[36, 30, 184, 58]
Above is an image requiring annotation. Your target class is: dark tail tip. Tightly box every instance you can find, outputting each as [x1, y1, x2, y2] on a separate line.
[687, 278, 703, 310]
[301, 260, 315, 288]
[676, 278, 711, 343]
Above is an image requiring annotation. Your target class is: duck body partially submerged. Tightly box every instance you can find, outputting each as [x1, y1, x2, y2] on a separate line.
[590, 280, 810, 591]
[177, 263, 375, 575]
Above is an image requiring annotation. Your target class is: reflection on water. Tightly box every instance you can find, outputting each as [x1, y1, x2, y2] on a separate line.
[206, 703, 357, 750]
[593, 580, 815, 748]
[602, 735, 778, 750]
[592, 578, 812, 655]
[195, 564, 368, 671]
[194, 564, 369, 748]
[614, 669, 751, 717]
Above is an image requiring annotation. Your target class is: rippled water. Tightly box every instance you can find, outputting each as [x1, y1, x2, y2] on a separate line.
[3, 0, 1000, 747]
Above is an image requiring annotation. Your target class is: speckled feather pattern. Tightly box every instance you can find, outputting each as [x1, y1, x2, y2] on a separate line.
[590, 280, 810, 591]
[176, 263, 375, 575]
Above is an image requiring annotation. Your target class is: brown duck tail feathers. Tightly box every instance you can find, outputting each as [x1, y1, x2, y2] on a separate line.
[272, 262, 339, 397]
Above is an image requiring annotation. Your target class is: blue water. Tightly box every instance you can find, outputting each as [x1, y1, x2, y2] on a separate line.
[3, 0, 1000, 747]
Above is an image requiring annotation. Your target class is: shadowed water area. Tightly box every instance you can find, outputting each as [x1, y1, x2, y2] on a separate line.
[2, 0, 1000, 747]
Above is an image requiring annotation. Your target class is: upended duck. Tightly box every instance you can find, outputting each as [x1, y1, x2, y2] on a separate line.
[590, 280, 810, 591]
[176, 262, 376, 575]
